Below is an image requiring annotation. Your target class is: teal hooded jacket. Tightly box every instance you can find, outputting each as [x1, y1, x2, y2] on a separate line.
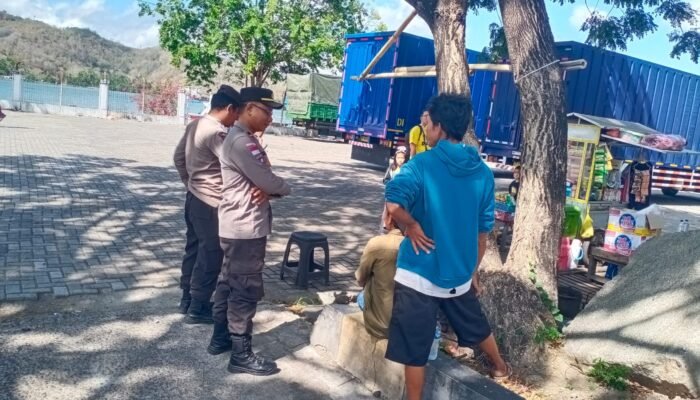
[385, 139, 495, 289]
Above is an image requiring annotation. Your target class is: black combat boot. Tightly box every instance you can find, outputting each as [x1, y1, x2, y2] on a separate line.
[184, 299, 213, 324]
[227, 335, 278, 376]
[178, 290, 191, 314]
[207, 323, 232, 355]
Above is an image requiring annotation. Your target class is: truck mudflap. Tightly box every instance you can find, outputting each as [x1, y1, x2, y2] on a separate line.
[351, 140, 392, 166]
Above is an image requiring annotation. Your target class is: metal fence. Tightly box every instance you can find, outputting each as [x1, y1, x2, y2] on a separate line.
[0, 77, 12, 101]
[186, 99, 205, 115]
[108, 89, 140, 115]
[21, 80, 100, 109]
[0, 76, 295, 125]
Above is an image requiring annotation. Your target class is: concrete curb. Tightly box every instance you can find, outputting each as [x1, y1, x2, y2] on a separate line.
[310, 305, 523, 400]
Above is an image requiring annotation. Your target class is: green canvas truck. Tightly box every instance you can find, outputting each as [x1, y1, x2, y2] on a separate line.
[285, 73, 347, 141]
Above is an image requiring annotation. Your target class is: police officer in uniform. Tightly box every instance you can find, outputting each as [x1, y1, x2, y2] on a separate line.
[207, 87, 291, 375]
[173, 85, 242, 323]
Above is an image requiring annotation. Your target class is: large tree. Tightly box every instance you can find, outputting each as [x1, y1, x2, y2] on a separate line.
[404, 0, 699, 372]
[139, 0, 370, 86]
[486, 1, 700, 63]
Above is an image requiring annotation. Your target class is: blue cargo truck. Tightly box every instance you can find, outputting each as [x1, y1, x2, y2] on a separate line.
[337, 31, 500, 166]
[337, 31, 700, 193]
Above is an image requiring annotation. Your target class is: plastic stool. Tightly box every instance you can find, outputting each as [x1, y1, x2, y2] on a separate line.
[280, 231, 330, 289]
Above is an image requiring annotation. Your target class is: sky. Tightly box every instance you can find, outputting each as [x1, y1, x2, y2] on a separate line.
[2, 0, 699, 74]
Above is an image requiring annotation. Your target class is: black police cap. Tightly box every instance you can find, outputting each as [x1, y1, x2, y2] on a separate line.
[215, 85, 242, 105]
[240, 87, 283, 109]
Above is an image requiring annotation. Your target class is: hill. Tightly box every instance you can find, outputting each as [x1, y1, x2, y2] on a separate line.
[0, 11, 181, 91]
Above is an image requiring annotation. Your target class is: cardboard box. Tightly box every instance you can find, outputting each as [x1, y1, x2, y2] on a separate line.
[603, 230, 656, 256]
[607, 205, 664, 236]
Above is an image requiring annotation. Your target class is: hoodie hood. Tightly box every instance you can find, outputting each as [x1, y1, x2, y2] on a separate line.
[432, 139, 484, 176]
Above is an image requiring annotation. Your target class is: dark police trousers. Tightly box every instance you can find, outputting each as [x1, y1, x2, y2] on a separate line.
[179, 193, 198, 296]
[212, 237, 267, 335]
[183, 192, 224, 302]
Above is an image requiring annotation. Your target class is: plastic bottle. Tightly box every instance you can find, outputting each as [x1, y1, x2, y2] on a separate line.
[428, 324, 441, 361]
[678, 220, 686, 232]
[557, 237, 571, 272]
[569, 239, 584, 270]
[682, 219, 690, 232]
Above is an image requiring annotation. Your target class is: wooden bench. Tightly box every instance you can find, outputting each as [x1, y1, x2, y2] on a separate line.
[588, 246, 629, 283]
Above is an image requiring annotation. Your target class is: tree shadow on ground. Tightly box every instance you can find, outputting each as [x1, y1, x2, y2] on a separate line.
[0, 296, 368, 400]
[0, 152, 385, 304]
[0, 151, 385, 398]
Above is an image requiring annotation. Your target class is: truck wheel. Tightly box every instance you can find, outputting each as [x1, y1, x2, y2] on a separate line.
[662, 188, 679, 196]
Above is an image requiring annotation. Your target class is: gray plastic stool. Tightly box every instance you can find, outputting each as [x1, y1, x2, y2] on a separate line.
[280, 231, 330, 289]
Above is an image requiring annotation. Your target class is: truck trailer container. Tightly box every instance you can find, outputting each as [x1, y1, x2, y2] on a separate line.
[337, 31, 700, 193]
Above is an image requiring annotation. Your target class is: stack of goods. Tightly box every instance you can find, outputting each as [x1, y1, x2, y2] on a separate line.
[604, 206, 662, 256]
[602, 167, 623, 202]
[495, 192, 516, 222]
[630, 164, 652, 207]
[590, 145, 608, 201]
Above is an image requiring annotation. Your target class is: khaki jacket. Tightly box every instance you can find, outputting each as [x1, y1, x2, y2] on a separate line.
[218, 122, 291, 239]
[173, 115, 227, 207]
[355, 229, 403, 339]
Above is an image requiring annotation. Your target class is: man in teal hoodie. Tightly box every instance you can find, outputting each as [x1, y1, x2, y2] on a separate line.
[385, 94, 509, 399]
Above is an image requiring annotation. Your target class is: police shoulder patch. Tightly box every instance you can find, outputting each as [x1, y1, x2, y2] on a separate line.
[245, 141, 266, 164]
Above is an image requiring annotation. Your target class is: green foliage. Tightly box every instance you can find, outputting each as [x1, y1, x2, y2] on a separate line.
[480, 1, 699, 64]
[529, 264, 564, 323]
[529, 264, 565, 345]
[534, 325, 563, 345]
[469, 0, 497, 13]
[66, 70, 101, 87]
[588, 359, 632, 391]
[670, 30, 699, 63]
[0, 56, 21, 75]
[139, 0, 370, 86]
[479, 23, 508, 62]
[108, 74, 137, 92]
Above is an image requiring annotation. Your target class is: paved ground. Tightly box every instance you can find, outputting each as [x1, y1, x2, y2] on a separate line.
[0, 112, 389, 303]
[0, 287, 375, 400]
[1, 111, 698, 304]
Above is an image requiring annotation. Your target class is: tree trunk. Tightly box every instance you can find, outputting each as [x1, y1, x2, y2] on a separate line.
[404, 0, 567, 373]
[498, 0, 567, 301]
[470, 0, 568, 372]
[406, 0, 478, 146]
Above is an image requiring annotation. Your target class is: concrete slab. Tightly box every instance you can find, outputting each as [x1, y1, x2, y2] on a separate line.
[565, 231, 700, 399]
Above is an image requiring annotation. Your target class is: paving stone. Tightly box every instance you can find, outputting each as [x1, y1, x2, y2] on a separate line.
[52, 287, 69, 297]
[49, 271, 63, 279]
[5, 285, 21, 294]
[6, 293, 38, 301]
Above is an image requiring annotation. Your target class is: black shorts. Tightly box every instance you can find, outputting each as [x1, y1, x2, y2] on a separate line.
[385, 282, 492, 367]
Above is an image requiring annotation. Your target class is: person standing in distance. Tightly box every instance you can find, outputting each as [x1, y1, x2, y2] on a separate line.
[208, 87, 291, 376]
[408, 110, 430, 158]
[173, 85, 242, 322]
[385, 94, 510, 400]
